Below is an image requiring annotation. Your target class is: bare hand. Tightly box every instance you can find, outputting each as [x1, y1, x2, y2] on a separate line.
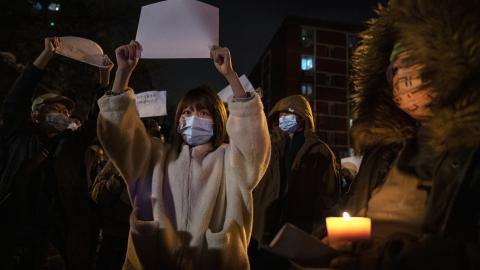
[44, 37, 59, 55]
[329, 254, 355, 269]
[210, 46, 235, 78]
[321, 237, 354, 269]
[115, 40, 142, 74]
[322, 237, 353, 252]
[34, 37, 59, 69]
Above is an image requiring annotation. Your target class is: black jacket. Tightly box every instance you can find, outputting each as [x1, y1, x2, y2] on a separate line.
[252, 95, 341, 245]
[0, 64, 104, 270]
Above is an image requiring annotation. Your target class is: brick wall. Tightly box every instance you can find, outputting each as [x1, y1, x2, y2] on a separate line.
[314, 29, 351, 156]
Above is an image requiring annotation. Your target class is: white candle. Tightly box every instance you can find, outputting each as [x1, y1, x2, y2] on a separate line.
[326, 212, 371, 241]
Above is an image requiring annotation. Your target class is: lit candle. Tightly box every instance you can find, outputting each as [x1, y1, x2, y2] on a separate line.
[326, 212, 371, 241]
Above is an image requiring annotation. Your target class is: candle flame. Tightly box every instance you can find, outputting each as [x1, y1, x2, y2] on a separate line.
[343, 212, 351, 220]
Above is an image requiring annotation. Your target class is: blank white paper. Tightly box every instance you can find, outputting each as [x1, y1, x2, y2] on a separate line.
[135, 0, 219, 59]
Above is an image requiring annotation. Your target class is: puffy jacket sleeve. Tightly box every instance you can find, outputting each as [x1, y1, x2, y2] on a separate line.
[97, 89, 157, 220]
[225, 93, 271, 190]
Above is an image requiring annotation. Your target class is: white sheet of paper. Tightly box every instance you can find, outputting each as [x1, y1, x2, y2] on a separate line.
[267, 223, 337, 268]
[56, 36, 105, 67]
[135, 0, 219, 59]
[218, 74, 255, 102]
[136, 91, 167, 118]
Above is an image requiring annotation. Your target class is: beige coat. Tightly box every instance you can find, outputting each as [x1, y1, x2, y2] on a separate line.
[97, 90, 270, 270]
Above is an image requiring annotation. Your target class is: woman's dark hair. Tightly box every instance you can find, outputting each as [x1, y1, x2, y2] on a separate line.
[172, 85, 227, 155]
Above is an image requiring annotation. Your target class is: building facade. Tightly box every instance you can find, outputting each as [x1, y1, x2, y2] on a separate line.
[250, 17, 361, 157]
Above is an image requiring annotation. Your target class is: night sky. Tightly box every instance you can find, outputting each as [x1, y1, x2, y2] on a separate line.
[0, 0, 386, 105]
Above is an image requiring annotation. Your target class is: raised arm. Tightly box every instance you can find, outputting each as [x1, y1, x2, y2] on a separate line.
[112, 41, 142, 94]
[210, 46, 247, 98]
[2, 38, 58, 135]
[211, 46, 270, 190]
[97, 41, 155, 219]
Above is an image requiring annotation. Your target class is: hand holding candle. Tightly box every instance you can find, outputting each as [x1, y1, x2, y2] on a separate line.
[326, 212, 371, 241]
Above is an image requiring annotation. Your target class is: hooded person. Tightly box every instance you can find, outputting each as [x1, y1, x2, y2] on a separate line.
[249, 94, 340, 269]
[323, 0, 480, 269]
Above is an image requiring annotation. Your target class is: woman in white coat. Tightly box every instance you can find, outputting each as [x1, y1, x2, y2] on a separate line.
[97, 41, 270, 270]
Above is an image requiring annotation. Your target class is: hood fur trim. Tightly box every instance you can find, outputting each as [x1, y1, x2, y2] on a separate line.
[352, 0, 480, 153]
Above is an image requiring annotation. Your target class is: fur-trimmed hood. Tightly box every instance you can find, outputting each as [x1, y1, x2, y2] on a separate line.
[351, 0, 480, 153]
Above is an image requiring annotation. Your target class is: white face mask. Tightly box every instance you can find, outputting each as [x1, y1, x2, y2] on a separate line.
[178, 116, 214, 146]
[278, 114, 298, 134]
[45, 112, 71, 132]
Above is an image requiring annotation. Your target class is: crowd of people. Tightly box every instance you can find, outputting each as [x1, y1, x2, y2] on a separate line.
[0, 0, 479, 269]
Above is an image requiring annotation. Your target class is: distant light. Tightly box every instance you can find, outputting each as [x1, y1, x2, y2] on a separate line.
[49, 21, 56, 27]
[301, 56, 314, 71]
[48, 3, 61, 12]
[32, 2, 43, 11]
[301, 83, 313, 97]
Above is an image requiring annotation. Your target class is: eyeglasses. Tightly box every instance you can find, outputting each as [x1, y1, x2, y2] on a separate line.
[42, 103, 71, 117]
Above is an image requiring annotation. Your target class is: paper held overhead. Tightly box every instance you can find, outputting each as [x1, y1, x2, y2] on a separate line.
[135, 0, 219, 59]
[56, 36, 106, 67]
[136, 91, 167, 118]
[218, 74, 255, 102]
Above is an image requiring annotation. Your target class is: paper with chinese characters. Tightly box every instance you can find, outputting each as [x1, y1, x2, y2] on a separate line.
[136, 91, 167, 117]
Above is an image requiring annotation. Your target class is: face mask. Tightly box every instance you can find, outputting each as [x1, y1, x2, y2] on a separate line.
[278, 114, 298, 134]
[45, 112, 71, 132]
[392, 62, 435, 121]
[178, 116, 214, 146]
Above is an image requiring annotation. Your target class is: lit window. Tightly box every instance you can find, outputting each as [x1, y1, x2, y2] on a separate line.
[301, 84, 313, 97]
[301, 56, 314, 71]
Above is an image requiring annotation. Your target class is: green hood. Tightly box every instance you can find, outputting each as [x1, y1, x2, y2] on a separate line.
[351, 0, 480, 153]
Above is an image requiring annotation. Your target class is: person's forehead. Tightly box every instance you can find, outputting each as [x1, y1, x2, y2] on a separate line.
[184, 104, 209, 111]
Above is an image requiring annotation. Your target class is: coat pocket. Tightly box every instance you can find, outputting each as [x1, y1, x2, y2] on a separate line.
[205, 229, 230, 249]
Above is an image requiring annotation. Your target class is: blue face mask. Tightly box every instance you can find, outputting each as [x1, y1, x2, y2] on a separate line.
[278, 114, 298, 134]
[178, 116, 214, 146]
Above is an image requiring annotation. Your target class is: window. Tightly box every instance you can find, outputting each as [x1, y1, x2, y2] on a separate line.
[301, 27, 314, 48]
[301, 83, 313, 98]
[301, 55, 314, 71]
